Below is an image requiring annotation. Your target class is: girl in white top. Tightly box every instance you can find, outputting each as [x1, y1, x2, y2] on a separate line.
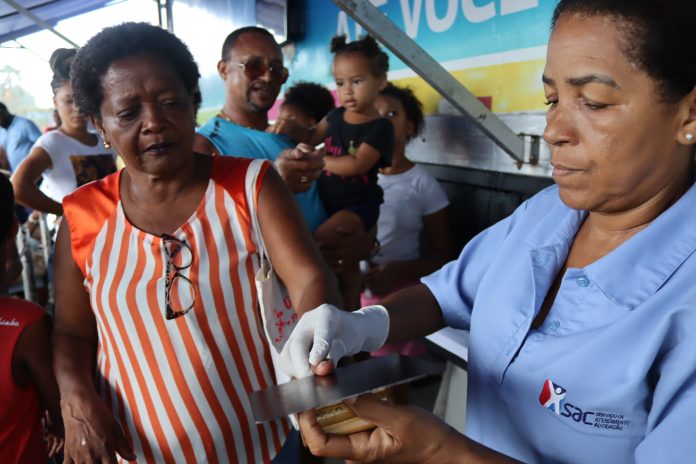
[11, 48, 116, 216]
[363, 83, 452, 356]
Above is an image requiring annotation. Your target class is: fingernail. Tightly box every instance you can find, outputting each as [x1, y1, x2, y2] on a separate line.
[344, 395, 357, 406]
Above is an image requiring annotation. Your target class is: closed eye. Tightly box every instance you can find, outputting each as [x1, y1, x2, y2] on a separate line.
[161, 98, 181, 107]
[582, 98, 610, 110]
[116, 109, 137, 121]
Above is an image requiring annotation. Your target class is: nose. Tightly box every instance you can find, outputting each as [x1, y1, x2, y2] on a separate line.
[257, 63, 274, 82]
[141, 103, 166, 133]
[543, 103, 575, 147]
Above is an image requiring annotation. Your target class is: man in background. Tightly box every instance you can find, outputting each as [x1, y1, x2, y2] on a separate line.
[194, 27, 376, 272]
[0, 102, 41, 172]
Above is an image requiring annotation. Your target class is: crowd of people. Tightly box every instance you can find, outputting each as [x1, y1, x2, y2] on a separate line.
[1, 0, 696, 462]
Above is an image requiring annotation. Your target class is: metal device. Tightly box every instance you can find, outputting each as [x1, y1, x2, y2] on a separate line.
[250, 354, 444, 423]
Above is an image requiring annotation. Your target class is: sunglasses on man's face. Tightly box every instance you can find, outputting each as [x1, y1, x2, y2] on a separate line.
[232, 57, 288, 83]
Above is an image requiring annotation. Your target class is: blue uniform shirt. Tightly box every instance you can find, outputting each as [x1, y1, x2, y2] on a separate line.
[198, 116, 327, 232]
[0, 115, 41, 171]
[422, 183, 696, 463]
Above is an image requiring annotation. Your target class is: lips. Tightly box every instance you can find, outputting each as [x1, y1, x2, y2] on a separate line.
[143, 141, 174, 154]
[251, 85, 273, 96]
[551, 162, 584, 178]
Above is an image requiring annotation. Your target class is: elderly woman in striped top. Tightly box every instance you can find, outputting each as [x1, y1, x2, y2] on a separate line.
[53, 23, 339, 463]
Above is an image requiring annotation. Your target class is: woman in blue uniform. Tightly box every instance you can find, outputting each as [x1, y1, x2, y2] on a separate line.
[282, 0, 696, 462]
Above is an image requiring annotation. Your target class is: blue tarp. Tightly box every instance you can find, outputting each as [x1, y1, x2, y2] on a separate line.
[0, 0, 113, 44]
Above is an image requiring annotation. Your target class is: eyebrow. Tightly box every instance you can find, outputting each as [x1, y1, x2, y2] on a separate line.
[237, 54, 282, 63]
[543, 74, 620, 89]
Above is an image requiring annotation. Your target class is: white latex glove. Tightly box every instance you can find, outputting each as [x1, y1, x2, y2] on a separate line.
[280, 303, 390, 378]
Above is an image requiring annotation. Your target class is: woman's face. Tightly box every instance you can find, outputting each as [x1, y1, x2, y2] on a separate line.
[543, 14, 694, 213]
[375, 94, 413, 147]
[54, 82, 86, 132]
[95, 53, 195, 177]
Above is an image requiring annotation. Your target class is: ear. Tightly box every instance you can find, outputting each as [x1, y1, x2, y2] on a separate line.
[678, 85, 696, 145]
[52, 95, 57, 107]
[91, 115, 107, 140]
[405, 120, 415, 140]
[217, 59, 228, 80]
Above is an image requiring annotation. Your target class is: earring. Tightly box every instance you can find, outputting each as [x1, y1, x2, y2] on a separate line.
[100, 132, 111, 148]
[686, 132, 695, 142]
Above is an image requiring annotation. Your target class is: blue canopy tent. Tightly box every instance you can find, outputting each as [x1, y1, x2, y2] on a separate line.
[0, 0, 116, 44]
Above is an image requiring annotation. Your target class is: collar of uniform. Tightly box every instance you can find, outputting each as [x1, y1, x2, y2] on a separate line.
[523, 183, 696, 310]
[583, 181, 696, 309]
[524, 187, 586, 250]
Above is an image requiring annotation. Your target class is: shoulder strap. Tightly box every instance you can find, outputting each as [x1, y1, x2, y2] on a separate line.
[244, 158, 272, 260]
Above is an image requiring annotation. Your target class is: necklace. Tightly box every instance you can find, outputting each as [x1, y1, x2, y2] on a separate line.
[217, 110, 267, 131]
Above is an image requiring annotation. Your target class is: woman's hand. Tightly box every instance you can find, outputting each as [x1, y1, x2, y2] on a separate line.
[61, 391, 136, 463]
[299, 393, 465, 464]
[280, 304, 389, 378]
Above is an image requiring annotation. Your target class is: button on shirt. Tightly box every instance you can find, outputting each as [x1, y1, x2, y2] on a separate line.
[422, 183, 696, 463]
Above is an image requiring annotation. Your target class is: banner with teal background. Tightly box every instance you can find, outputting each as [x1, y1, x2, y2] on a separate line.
[289, 0, 555, 79]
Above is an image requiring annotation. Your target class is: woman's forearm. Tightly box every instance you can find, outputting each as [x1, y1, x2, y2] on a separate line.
[291, 267, 342, 315]
[15, 182, 63, 215]
[381, 284, 445, 342]
[53, 332, 98, 401]
[381, 254, 450, 289]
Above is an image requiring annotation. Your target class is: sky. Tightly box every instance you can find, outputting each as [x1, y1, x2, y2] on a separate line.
[0, 0, 237, 123]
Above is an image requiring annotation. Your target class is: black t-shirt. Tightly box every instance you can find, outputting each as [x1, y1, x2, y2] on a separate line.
[318, 108, 394, 213]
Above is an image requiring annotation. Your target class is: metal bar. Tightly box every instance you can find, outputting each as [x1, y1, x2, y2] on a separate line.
[2, 0, 80, 48]
[15, 223, 36, 302]
[38, 213, 54, 309]
[331, 0, 526, 165]
[157, 0, 164, 28]
[164, 0, 173, 32]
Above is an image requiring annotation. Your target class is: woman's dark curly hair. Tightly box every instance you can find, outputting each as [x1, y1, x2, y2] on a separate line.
[49, 48, 76, 96]
[282, 82, 335, 123]
[330, 35, 389, 76]
[379, 83, 424, 140]
[71, 22, 200, 118]
[553, 0, 696, 103]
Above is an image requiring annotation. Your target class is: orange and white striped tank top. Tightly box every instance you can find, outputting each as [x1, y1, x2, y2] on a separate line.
[62, 156, 290, 463]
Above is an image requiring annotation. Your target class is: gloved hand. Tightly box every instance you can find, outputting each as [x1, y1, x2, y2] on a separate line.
[280, 303, 390, 378]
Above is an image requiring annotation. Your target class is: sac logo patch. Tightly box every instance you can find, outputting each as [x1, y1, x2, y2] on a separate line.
[538, 380, 632, 431]
[539, 379, 566, 414]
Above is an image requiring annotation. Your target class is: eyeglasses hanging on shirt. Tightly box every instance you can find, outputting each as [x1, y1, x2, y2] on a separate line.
[162, 234, 195, 320]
